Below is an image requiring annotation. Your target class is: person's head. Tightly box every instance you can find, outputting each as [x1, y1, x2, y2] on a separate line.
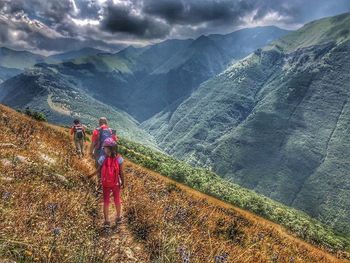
[102, 138, 118, 157]
[99, 117, 108, 126]
[73, 119, 80, 125]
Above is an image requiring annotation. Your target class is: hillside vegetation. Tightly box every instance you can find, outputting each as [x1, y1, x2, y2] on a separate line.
[1, 104, 349, 262]
[143, 12, 350, 236]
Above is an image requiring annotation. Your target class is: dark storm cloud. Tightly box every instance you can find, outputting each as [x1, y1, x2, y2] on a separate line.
[101, 0, 350, 39]
[143, 0, 243, 25]
[101, 0, 170, 39]
[0, 0, 350, 54]
[143, 0, 350, 26]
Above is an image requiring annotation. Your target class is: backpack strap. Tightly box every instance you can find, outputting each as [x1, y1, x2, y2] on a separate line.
[100, 155, 106, 166]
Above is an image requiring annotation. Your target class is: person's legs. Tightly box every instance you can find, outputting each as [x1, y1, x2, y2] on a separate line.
[103, 187, 111, 223]
[112, 185, 122, 220]
[94, 153, 102, 192]
[79, 139, 84, 155]
[74, 138, 81, 155]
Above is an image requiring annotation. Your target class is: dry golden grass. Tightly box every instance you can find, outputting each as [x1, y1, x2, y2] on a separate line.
[0, 105, 147, 262]
[122, 162, 349, 263]
[0, 104, 348, 263]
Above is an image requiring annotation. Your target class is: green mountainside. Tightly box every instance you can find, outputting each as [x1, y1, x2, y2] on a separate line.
[116, 137, 350, 252]
[0, 47, 46, 70]
[0, 26, 288, 150]
[143, 12, 350, 235]
[0, 67, 155, 146]
[0, 47, 46, 83]
[0, 47, 112, 83]
[0, 66, 21, 83]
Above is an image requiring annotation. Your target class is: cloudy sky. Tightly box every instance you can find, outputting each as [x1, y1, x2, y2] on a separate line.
[1, 0, 350, 55]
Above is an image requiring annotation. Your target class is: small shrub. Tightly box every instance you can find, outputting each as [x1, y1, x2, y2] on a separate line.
[23, 107, 48, 122]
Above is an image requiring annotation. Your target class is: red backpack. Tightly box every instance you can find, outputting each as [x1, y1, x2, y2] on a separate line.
[101, 156, 120, 187]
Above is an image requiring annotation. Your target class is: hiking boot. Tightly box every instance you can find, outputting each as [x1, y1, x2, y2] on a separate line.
[115, 217, 123, 225]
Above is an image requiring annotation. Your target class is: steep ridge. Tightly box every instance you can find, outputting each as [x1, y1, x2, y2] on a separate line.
[0, 26, 289, 122]
[0, 66, 21, 84]
[0, 104, 348, 262]
[142, 12, 350, 235]
[0, 47, 46, 70]
[48, 47, 105, 63]
[0, 47, 113, 84]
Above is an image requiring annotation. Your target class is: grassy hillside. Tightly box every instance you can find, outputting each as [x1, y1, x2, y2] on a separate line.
[0, 104, 150, 262]
[117, 137, 350, 254]
[143, 12, 350, 236]
[0, 104, 348, 262]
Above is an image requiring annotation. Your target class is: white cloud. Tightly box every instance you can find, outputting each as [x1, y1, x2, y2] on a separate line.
[239, 10, 301, 30]
[71, 18, 100, 26]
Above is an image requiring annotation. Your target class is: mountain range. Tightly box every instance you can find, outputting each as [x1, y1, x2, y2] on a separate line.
[0, 46, 106, 84]
[143, 12, 350, 235]
[0, 47, 45, 83]
[1, 12, 350, 237]
[0, 25, 288, 142]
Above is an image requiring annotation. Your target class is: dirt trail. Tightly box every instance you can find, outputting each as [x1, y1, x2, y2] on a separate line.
[94, 205, 148, 262]
[80, 153, 149, 262]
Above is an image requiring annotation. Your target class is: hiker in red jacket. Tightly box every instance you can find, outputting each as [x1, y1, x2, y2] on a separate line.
[89, 137, 124, 228]
[70, 119, 86, 157]
[90, 117, 118, 166]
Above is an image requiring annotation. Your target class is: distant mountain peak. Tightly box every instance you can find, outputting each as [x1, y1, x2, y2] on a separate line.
[48, 47, 105, 62]
[190, 34, 217, 49]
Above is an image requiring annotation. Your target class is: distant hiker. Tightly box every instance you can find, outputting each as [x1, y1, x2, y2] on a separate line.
[70, 119, 86, 157]
[90, 117, 118, 166]
[89, 138, 124, 228]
